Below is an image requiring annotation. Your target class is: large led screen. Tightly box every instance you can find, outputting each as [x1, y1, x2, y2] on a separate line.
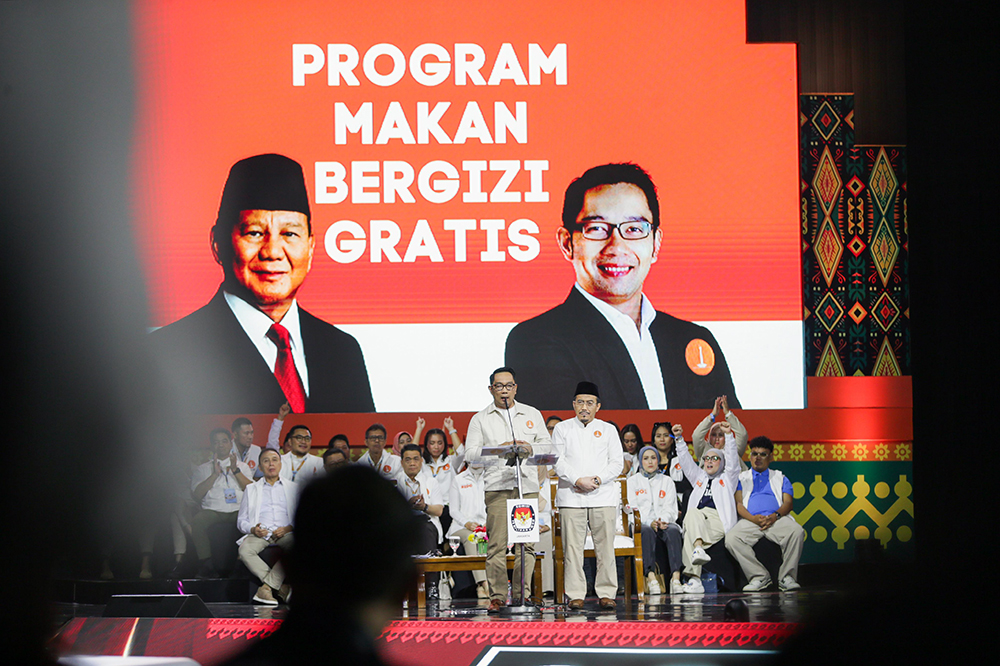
[137, 0, 803, 413]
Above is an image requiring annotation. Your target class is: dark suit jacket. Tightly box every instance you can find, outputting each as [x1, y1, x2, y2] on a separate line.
[505, 288, 739, 411]
[150, 289, 374, 414]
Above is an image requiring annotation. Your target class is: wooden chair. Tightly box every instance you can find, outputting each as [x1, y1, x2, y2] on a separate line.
[552, 477, 645, 602]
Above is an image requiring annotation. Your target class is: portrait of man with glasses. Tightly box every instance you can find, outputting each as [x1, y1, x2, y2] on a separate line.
[506, 162, 739, 410]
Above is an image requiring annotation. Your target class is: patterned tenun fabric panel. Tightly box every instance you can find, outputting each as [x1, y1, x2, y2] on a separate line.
[801, 94, 909, 376]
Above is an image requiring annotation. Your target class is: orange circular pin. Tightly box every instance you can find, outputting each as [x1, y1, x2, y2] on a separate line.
[594, 430, 602, 437]
[526, 420, 534, 429]
[685, 339, 716, 376]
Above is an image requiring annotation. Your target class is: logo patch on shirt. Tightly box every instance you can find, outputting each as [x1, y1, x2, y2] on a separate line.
[685, 339, 716, 376]
[659, 490, 667, 498]
[383, 465, 392, 473]
[526, 420, 534, 429]
[594, 430, 602, 437]
[248, 461, 256, 469]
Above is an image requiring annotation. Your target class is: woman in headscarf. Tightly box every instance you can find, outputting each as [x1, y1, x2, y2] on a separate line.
[626, 445, 684, 594]
[669, 422, 740, 594]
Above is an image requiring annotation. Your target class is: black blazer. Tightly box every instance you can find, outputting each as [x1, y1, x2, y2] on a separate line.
[150, 290, 374, 414]
[505, 288, 739, 411]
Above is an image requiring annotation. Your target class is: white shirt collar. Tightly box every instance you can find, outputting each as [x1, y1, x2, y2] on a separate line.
[486, 400, 524, 416]
[223, 290, 309, 395]
[575, 283, 657, 333]
[224, 290, 303, 345]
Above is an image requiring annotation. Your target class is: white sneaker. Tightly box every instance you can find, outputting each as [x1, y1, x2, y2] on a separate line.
[646, 572, 662, 595]
[742, 577, 771, 592]
[779, 576, 801, 591]
[670, 579, 687, 594]
[253, 585, 279, 605]
[691, 547, 711, 566]
[684, 577, 705, 594]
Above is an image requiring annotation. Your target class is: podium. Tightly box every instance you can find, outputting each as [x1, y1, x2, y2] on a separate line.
[480, 445, 557, 616]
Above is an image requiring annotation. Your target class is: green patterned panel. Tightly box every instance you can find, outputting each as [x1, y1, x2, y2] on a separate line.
[775, 462, 914, 564]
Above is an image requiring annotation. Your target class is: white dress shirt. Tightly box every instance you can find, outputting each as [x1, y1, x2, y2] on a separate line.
[576, 284, 667, 409]
[191, 458, 253, 513]
[448, 467, 487, 537]
[279, 451, 324, 483]
[224, 290, 310, 396]
[356, 450, 402, 481]
[552, 417, 624, 508]
[396, 467, 445, 541]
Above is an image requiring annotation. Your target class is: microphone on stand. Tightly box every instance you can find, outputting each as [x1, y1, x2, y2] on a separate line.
[503, 397, 518, 466]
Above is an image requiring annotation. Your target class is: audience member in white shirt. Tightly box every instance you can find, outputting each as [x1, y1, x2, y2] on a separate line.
[422, 427, 457, 538]
[448, 461, 489, 598]
[278, 425, 324, 484]
[620, 423, 643, 476]
[627, 446, 684, 594]
[356, 423, 401, 481]
[397, 444, 445, 602]
[190, 428, 253, 578]
[237, 449, 299, 605]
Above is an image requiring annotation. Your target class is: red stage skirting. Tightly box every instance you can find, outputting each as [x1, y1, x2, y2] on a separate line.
[56, 618, 796, 666]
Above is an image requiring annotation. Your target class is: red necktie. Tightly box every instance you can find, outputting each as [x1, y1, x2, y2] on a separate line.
[266, 323, 306, 413]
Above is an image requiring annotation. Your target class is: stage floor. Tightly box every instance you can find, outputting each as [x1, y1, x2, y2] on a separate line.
[55, 589, 828, 624]
[53, 591, 831, 665]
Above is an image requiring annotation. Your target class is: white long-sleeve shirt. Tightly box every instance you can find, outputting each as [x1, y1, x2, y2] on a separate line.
[626, 473, 679, 527]
[356, 450, 401, 481]
[236, 477, 300, 544]
[396, 467, 445, 541]
[279, 451, 324, 483]
[552, 417, 624, 508]
[673, 433, 740, 533]
[447, 467, 487, 537]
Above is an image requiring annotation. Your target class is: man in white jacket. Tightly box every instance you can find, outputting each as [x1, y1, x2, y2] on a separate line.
[671, 421, 740, 593]
[237, 449, 299, 605]
[725, 436, 804, 592]
[464, 366, 551, 612]
[552, 381, 624, 610]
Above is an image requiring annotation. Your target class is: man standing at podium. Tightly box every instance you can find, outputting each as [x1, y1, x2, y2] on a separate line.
[465, 367, 551, 612]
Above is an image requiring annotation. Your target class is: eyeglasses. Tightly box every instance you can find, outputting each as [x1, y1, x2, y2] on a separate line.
[749, 451, 771, 457]
[701, 455, 721, 462]
[576, 220, 653, 241]
[573, 399, 597, 407]
[492, 382, 516, 391]
[366, 435, 386, 442]
[290, 434, 312, 442]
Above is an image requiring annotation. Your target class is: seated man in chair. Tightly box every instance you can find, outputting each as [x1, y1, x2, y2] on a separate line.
[725, 436, 804, 592]
[237, 449, 299, 604]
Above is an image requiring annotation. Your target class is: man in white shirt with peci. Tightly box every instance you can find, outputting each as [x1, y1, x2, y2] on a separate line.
[551, 381, 624, 610]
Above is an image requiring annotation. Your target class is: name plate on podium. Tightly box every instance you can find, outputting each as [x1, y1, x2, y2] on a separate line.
[507, 498, 539, 543]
